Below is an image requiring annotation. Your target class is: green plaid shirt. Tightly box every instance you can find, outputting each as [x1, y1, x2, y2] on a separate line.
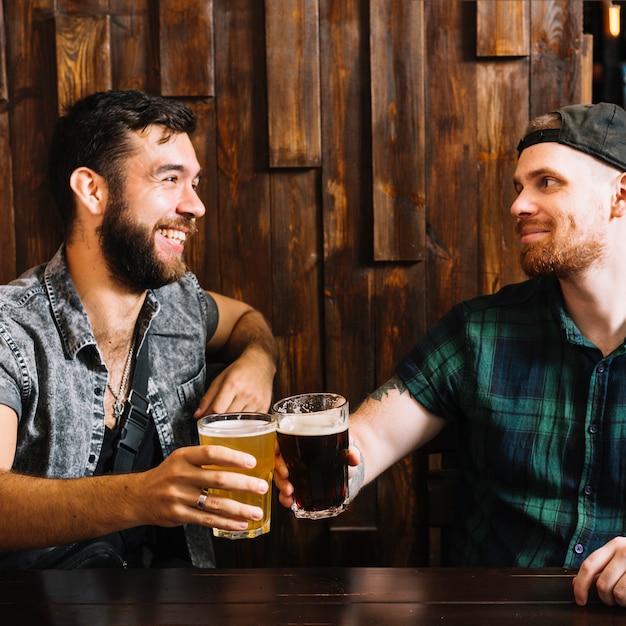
[397, 277, 626, 568]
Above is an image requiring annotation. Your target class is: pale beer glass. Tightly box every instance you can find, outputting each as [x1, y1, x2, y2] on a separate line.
[197, 412, 276, 539]
[273, 393, 349, 519]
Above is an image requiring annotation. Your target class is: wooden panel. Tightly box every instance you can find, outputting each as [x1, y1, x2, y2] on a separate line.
[265, 0, 321, 168]
[581, 33, 593, 105]
[270, 170, 324, 399]
[184, 99, 221, 293]
[213, 0, 271, 316]
[55, 14, 112, 112]
[477, 0, 530, 57]
[318, 0, 380, 563]
[477, 61, 528, 296]
[159, 0, 214, 97]
[0, 0, 7, 101]
[110, 2, 160, 92]
[370, 0, 425, 262]
[5, 0, 61, 275]
[425, 0, 480, 325]
[319, 0, 376, 402]
[58, 0, 108, 11]
[529, 0, 583, 116]
[374, 271, 424, 565]
[0, 0, 15, 284]
[0, 109, 15, 284]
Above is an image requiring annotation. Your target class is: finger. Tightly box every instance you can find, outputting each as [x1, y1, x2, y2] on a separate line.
[189, 443, 258, 470]
[609, 574, 626, 607]
[574, 541, 622, 606]
[192, 492, 264, 531]
[201, 467, 269, 496]
[572, 576, 590, 607]
[273, 451, 290, 479]
[194, 387, 219, 419]
[278, 491, 295, 509]
[347, 448, 361, 467]
[272, 470, 293, 493]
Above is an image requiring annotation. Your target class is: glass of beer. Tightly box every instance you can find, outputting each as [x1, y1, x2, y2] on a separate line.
[197, 412, 276, 539]
[273, 393, 349, 520]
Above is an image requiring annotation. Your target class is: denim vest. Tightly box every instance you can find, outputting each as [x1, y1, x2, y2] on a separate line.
[0, 246, 219, 567]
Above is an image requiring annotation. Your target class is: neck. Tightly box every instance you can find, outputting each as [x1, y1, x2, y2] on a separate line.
[65, 241, 147, 348]
[559, 268, 626, 356]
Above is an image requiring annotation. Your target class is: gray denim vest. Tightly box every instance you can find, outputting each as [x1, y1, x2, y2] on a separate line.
[0, 246, 219, 567]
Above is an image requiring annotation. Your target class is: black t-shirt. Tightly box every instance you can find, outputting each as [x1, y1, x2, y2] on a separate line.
[97, 420, 191, 567]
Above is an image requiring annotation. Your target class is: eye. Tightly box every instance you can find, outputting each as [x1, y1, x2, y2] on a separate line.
[541, 177, 558, 189]
[163, 175, 178, 184]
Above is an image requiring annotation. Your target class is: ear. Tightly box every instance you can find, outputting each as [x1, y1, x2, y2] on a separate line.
[69, 167, 107, 217]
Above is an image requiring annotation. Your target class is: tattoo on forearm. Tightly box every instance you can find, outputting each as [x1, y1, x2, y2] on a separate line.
[368, 375, 408, 402]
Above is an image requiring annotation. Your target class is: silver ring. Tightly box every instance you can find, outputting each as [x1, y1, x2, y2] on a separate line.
[196, 490, 208, 510]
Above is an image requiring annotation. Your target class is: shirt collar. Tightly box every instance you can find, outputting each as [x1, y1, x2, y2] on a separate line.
[547, 277, 626, 356]
[43, 245, 161, 359]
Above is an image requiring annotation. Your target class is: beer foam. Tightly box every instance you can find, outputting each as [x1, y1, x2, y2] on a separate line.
[277, 414, 347, 436]
[199, 419, 275, 437]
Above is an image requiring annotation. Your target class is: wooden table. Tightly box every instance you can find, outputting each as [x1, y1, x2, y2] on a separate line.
[0, 566, 622, 624]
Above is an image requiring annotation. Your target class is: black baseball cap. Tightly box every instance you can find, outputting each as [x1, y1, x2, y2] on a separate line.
[517, 102, 626, 172]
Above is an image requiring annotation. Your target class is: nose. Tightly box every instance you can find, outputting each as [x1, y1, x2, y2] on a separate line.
[510, 189, 535, 219]
[178, 184, 205, 219]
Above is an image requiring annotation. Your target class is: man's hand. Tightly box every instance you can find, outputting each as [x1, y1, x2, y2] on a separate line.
[136, 443, 269, 531]
[194, 347, 275, 416]
[573, 537, 626, 606]
[196, 294, 278, 417]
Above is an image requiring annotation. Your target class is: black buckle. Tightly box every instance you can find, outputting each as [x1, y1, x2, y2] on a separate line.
[115, 390, 152, 472]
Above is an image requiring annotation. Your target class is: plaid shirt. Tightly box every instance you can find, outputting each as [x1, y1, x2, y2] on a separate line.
[397, 277, 626, 568]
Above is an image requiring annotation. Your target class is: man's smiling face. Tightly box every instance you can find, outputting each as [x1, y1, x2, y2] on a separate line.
[99, 125, 205, 291]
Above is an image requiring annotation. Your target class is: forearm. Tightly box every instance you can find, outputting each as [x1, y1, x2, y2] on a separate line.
[0, 470, 145, 550]
[215, 310, 278, 371]
[348, 375, 446, 489]
[0, 444, 272, 551]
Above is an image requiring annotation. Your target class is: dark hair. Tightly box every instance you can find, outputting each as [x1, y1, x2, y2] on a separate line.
[48, 89, 196, 233]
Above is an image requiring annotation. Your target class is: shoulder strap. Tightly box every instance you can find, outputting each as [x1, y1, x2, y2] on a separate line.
[113, 338, 152, 473]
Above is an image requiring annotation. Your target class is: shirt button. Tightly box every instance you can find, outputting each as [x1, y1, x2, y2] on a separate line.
[583, 485, 593, 496]
[574, 543, 585, 555]
[88, 454, 96, 463]
[589, 423, 599, 434]
[597, 363, 606, 373]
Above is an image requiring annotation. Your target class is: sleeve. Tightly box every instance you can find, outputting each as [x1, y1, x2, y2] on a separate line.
[395, 302, 468, 420]
[0, 323, 26, 419]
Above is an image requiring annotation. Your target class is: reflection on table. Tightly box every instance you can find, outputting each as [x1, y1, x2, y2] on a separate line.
[0, 566, 621, 625]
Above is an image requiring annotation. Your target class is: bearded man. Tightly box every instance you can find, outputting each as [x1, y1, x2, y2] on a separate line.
[0, 90, 278, 569]
[275, 102, 626, 607]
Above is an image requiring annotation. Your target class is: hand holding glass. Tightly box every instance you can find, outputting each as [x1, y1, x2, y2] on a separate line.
[197, 412, 276, 539]
[273, 393, 349, 520]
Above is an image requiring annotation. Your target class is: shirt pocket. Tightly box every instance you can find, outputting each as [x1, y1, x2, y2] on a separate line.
[176, 363, 207, 410]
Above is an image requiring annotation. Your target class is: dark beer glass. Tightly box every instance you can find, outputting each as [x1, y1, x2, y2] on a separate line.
[273, 393, 349, 519]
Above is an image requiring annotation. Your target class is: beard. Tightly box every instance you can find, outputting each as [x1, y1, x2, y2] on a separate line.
[517, 217, 605, 279]
[99, 193, 197, 292]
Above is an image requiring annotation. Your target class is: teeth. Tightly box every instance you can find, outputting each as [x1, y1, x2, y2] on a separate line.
[158, 228, 187, 243]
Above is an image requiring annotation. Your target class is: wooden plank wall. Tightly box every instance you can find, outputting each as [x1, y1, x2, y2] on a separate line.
[0, 0, 588, 567]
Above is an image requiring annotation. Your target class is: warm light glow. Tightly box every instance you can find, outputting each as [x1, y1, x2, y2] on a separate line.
[609, 4, 621, 37]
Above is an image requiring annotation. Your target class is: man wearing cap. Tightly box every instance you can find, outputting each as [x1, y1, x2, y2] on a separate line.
[274, 102, 626, 606]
